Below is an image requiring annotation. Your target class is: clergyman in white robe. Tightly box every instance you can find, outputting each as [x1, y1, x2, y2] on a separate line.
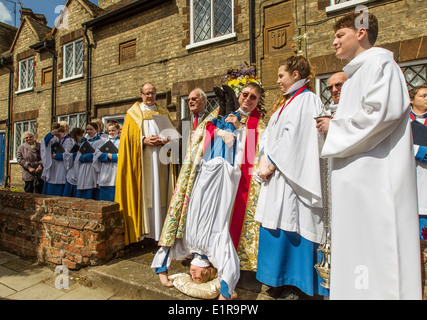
[321, 47, 422, 300]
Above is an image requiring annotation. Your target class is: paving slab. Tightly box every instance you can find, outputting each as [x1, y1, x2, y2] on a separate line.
[6, 282, 66, 300]
[0, 265, 54, 292]
[0, 251, 19, 265]
[0, 283, 16, 298]
[81, 260, 189, 300]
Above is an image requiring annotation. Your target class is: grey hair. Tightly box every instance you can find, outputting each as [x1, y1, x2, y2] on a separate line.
[22, 131, 34, 140]
[192, 88, 207, 101]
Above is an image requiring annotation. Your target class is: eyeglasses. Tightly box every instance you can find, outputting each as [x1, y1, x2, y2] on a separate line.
[188, 97, 200, 102]
[241, 91, 258, 101]
[24, 136, 34, 140]
[142, 92, 156, 96]
[326, 82, 343, 91]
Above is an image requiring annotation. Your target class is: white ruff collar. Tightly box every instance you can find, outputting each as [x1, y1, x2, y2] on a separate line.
[283, 78, 310, 96]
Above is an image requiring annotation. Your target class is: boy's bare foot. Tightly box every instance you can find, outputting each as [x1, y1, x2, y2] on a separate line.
[158, 272, 174, 287]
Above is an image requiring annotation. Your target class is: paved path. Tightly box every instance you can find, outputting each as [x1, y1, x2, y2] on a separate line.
[0, 241, 320, 301]
[0, 250, 126, 300]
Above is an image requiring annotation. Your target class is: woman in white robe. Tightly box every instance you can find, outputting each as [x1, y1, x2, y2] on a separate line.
[255, 56, 328, 297]
[41, 122, 74, 196]
[75, 122, 103, 200]
[93, 122, 120, 202]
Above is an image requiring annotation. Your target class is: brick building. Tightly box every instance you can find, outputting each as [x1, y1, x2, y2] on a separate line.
[0, 0, 426, 188]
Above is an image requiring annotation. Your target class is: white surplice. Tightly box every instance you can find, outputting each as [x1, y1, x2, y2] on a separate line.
[41, 134, 74, 185]
[75, 136, 104, 190]
[321, 47, 422, 300]
[140, 103, 167, 241]
[63, 139, 81, 186]
[93, 136, 120, 187]
[255, 90, 324, 244]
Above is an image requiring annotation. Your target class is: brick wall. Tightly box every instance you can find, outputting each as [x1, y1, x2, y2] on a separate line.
[0, 190, 125, 270]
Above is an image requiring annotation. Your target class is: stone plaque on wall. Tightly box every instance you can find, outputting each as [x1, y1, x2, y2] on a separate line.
[265, 23, 292, 57]
[261, 1, 294, 88]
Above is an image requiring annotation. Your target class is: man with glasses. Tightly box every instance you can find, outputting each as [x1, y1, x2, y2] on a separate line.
[178, 88, 208, 167]
[115, 83, 176, 246]
[316, 72, 348, 134]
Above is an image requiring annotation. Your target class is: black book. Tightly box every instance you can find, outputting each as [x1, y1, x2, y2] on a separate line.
[99, 140, 118, 154]
[411, 120, 427, 147]
[51, 142, 65, 154]
[69, 144, 80, 153]
[79, 140, 95, 154]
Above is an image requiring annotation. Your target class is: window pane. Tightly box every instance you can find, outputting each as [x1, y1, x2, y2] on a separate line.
[69, 115, 77, 130]
[75, 40, 84, 75]
[319, 78, 332, 106]
[19, 60, 27, 90]
[194, 0, 211, 42]
[79, 113, 87, 128]
[30, 121, 36, 134]
[65, 43, 74, 78]
[214, 0, 232, 37]
[28, 58, 34, 88]
[402, 64, 427, 91]
[15, 123, 22, 146]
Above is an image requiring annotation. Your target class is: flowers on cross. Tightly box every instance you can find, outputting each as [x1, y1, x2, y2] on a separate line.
[223, 63, 261, 97]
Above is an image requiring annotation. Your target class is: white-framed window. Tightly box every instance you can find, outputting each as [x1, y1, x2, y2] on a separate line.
[180, 92, 219, 119]
[13, 120, 36, 160]
[60, 38, 84, 82]
[325, 0, 371, 13]
[16, 57, 34, 94]
[58, 112, 87, 131]
[186, 0, 235, 50]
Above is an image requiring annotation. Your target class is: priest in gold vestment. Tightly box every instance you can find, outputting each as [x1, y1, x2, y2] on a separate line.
[115, 83, 175, 245]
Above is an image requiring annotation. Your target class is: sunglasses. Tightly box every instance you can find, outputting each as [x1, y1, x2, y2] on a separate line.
[241, 91, 258, 101]
[326, 82, 343, 91]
